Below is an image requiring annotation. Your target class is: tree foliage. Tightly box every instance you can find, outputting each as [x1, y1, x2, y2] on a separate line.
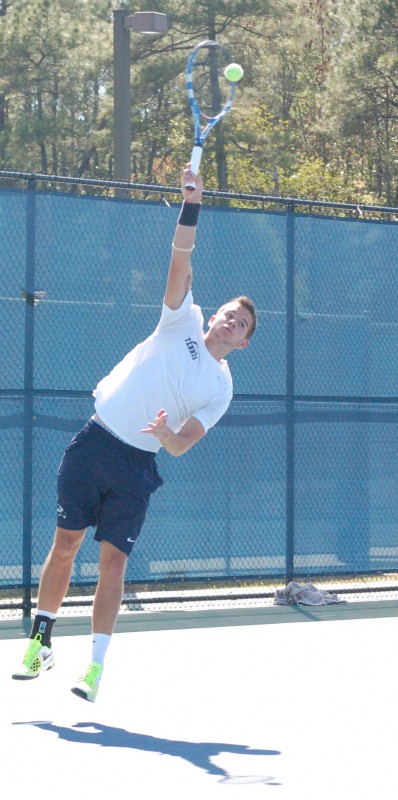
[0, 0, 396, 203]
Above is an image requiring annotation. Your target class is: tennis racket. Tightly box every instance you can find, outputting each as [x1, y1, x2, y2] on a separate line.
[185, 40, 238, 189]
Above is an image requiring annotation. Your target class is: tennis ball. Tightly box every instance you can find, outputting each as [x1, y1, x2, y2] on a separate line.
[224, 63, 244, 83]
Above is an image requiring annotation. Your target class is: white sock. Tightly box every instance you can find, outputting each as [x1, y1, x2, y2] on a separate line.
[36, 608, 57, 620]
[92, 633, 111, 667]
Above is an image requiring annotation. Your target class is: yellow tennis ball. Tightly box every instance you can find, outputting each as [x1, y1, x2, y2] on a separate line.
[224, 63, 244, 83]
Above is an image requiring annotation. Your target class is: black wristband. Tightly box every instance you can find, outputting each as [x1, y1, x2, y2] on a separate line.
[178, 201, 201, 227]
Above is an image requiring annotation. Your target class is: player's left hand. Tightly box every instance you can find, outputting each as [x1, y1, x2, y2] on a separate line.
[141, 409, 170, 439]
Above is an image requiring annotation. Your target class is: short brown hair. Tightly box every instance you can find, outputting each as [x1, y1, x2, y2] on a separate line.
[229, 296, 257, 338]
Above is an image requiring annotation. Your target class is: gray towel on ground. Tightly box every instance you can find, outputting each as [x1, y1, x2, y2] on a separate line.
[274, 581, 346, 606]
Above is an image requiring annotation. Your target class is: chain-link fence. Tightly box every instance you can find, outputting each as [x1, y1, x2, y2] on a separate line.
[1, 171, 398, 617]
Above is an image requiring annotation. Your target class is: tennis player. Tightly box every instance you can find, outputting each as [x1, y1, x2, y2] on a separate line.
[12, 165, 257, 702]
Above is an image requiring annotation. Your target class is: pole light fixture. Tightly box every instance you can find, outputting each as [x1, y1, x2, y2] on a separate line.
[113, 10, 168, 186]
[124, 11, 168, 35]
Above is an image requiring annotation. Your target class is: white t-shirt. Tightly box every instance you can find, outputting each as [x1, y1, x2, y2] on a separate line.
[93, 291, 233, 452]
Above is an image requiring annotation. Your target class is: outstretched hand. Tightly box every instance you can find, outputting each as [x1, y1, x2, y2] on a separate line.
[141, 409, 170, 440]
[181, 164, 203, 203]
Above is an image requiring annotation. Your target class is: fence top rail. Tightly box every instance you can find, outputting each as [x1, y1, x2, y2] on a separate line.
[0, 169, 397, 215]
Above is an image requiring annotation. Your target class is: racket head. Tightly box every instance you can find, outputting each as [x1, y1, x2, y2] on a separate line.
[186, 39, 237, 145]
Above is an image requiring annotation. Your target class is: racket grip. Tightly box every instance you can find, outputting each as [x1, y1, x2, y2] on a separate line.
[185, 145, 203, 189]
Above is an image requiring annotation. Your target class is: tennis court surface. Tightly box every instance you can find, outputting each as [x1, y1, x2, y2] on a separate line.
[1, 601, 397, 799]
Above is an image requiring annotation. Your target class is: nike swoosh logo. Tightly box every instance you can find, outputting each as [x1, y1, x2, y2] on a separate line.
[127, 537, 135, 543]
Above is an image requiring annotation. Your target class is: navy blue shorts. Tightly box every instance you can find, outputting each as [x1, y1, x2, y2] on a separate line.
[56, 419, 163, 556]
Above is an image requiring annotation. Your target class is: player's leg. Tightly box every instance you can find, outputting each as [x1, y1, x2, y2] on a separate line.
[12, 526, 86, 680]
[13, 419, 105, 680]
[71, 541, 128, 702]
[70, 442, 163, 703]
[70, 433, 163, 703]
[92, 540, 128, 634]
[37, 526, 87, 612]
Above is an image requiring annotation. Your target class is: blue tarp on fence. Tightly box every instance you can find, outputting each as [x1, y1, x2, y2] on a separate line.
[1, 184, 397, 588]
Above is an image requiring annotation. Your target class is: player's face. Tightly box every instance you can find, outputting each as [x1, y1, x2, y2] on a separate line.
[209, 302, 251, 350]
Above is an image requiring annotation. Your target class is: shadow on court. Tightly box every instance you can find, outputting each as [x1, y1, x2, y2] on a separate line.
[13, 720, 281, 783]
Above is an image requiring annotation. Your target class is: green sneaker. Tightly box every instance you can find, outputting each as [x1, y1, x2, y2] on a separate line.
[71, 661, 103, 702]
[12, 633, 55, 680]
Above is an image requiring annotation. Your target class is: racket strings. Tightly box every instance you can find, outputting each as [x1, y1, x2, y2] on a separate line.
[191, 45, 231, 119]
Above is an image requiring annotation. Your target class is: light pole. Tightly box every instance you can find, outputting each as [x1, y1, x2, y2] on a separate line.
[113, 10, 168, 186]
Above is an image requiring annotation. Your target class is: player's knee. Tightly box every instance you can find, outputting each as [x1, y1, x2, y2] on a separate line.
[52, 527, 85, 560]
[99, 543, 127, 582]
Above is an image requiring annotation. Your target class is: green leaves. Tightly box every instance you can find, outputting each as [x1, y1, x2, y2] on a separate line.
[0, 0, 396, 203]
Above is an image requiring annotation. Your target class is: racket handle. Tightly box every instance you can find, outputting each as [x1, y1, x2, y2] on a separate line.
[185, 145, 203, 189]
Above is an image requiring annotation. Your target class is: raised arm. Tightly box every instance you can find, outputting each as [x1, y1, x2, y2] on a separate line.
[163, 166, 203, 310]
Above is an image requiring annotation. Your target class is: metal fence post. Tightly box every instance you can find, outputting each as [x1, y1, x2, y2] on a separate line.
[285, 203, 295, 584]
[21, 178, 36, 617]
